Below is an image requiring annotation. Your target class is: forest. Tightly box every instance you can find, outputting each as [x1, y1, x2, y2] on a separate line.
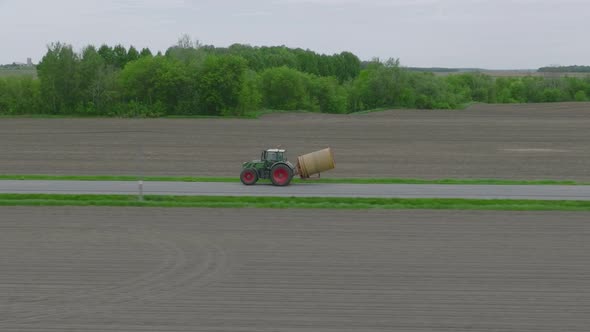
[1, 39, 589, 117]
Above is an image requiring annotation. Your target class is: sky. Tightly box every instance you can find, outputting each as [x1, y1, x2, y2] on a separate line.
[0, 0, 588, 69]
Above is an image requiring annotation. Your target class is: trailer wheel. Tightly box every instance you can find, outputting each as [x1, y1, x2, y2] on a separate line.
[240, 169, 258, 185]
[270, 164, 293, 186]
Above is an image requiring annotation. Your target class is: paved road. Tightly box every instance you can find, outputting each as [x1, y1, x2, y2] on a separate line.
[1, 207, 589, 332]
[2, 180, 590, 200]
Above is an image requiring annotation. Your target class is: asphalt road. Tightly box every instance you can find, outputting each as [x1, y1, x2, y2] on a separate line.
[1, 207, 589, 331]
[2, 180, 590, 200]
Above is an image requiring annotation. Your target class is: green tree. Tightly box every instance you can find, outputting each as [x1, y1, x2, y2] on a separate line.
[235, 70, 262, 116]
[37, 42, 81, 113]
[0, 76, 41, 114]
[112, 44, 129, 69]
[348, 59, 415, 111]
[140, 48, 153, 58]
[410, 73, 456, 109]
[260, 66, 310, 110]
[78, 45, 106, 113]
[574, 90, 588, 101]
[127, 46, 140, 63]
[196, 55, 248, 115]
[508, 79, 526, 102]
[98, 45, 115, 67]
[541, 88, 566, 102]
[119, 55, 191, 115]
[309, 76, 348, 113]
[334, 51, 361, 82]
[445, 73, 494, 103]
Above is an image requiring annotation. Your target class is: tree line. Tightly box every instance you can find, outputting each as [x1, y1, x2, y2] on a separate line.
[1, 40, 590, 117]
[539, 65, 590, 73]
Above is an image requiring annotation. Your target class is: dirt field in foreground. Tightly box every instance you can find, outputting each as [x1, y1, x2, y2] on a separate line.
[1, 102, 589, 180]
[1, 207, 589, 332]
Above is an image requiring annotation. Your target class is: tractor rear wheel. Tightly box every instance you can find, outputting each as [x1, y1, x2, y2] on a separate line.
[270, 164, 293, 186]
[240, 169, 258, 185]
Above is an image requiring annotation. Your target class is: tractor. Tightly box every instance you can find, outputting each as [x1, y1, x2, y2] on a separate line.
[240, 149, 295, 186]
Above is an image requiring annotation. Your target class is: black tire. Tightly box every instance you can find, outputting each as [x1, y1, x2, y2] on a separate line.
[240, 168, 258, 185]
[270, 164, 293, 186]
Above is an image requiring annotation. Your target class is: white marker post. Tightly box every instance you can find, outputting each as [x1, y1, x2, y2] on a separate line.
[138, 179, 144, 201]
[137, 145, 145, 202]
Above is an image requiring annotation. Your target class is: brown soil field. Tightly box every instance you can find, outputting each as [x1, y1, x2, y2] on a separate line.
[1, 207, 589, 331]
[1, 102, 589, 180]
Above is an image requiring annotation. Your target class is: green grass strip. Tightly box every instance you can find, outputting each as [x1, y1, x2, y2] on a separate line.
[1, 194, 589, 211]
[0, 175, 237, 183]
[0, 174, 587, 185]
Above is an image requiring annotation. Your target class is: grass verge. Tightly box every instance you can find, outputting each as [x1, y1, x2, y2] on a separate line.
[0, 194, 589, 211]
[0, 174, 587, 186]
[0, 174, 237, 182]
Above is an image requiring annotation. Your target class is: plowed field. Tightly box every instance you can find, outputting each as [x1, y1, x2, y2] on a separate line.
[1, 102, 589, 180]
[1, 207, 589, 331]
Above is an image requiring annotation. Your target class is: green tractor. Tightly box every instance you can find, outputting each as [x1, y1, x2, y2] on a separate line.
[240, 148, 295, 186]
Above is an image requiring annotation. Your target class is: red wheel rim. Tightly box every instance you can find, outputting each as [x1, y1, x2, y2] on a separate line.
[272, 167, 289, 185]
[243, 171, 254, 182]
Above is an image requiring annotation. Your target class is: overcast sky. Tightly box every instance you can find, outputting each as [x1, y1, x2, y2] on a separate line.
[1, 0, 588, 68]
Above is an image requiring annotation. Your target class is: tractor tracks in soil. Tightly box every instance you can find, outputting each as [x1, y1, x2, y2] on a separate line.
[1, 221, 231, 324]
[2, 207, 590, 331]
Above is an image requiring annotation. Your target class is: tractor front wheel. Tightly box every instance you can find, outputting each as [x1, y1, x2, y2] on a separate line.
[240, 169, 258, 185]
[270, 164, 293, 186]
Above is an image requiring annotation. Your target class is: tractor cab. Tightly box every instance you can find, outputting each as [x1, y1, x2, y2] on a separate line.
[261, 149, 286, 163]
